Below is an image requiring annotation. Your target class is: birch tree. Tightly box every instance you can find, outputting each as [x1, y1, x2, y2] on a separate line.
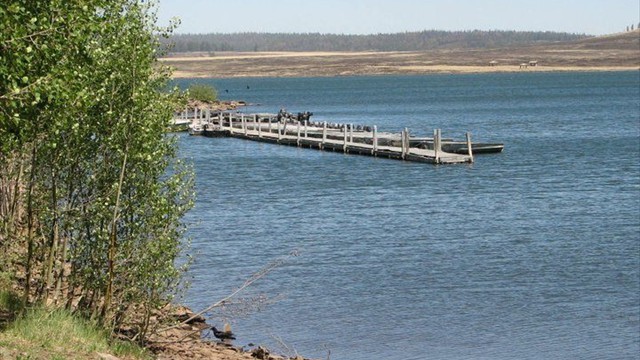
[0, 0, 193, 337]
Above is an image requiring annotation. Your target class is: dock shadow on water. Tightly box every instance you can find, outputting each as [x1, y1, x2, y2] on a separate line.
[177, 72, 640, 360]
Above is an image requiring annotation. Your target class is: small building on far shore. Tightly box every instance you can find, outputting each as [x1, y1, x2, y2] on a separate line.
[489, 60, 498, 66]
[528, 60, 538, 67]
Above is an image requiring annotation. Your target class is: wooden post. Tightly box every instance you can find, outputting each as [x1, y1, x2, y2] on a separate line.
[349, 124, 354, 143]
[253, 114, 258, 132]
[434, 129, 441, 164]
[372, 125, 378, 155]
[242, 115, 247, 135]
[321, 121, 327, 149]
[229, 114, 234, 134]
[304, 120, 308, 138]
[466, 132, 474, 163]
[296, 121, 301, 146]
[403, 127, 410, 159]
[268, 118, 272, 134]
[400, 128, 407, 160]
[277, 121, 281, 141]
[404, 128, 409, 158]
[343, 124, 348, 152]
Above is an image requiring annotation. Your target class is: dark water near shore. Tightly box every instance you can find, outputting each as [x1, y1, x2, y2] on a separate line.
[175, 72, 640, 360]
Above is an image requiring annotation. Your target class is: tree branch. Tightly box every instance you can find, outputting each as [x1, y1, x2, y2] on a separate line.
[156, 250, 298, 334]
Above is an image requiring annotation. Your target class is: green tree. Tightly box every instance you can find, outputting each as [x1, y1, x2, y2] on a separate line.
[188, 83, 218, 102]
[0, 0, 194, 339]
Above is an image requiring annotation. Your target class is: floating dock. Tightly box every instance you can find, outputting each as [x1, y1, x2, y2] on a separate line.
[174, 109, 504, 165]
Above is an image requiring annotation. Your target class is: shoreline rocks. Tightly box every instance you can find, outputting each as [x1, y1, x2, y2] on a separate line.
[145, 303, 315, 360]
[185, 99, 247, 112]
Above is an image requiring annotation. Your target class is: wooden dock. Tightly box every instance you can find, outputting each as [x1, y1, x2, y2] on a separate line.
[173, 109, 500, 165]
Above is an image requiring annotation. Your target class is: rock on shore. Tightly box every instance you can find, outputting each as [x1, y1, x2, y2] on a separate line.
[143, 304, 314, 360]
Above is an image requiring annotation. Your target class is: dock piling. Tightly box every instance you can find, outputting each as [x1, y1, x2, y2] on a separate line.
[321, 122, 327, 149]
[434, 129, 442, 164]
[372, 125, 378, 155]
[242, 115, 247, 135]
[277, 122, 282, 141]
[402, 128, 410, 159]
[343, 124, 348, 152]
[466, 132, 474, 163]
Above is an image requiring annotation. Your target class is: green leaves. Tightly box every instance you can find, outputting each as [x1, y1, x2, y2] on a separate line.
[1, 0, 194, 336]
[187, 83, 218, 102]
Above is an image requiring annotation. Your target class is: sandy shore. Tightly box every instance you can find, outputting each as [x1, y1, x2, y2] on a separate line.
[162, 51, 638, 78]
[161, 31, 639, 78]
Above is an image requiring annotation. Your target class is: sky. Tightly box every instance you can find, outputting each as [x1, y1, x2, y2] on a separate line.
[157, 0, 640, 36]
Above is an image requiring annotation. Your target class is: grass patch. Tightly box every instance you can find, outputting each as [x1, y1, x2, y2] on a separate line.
[0, 290, 22, 314]
[0, 306, 150, 359]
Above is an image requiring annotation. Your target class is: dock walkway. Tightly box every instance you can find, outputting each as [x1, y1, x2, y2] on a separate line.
[177, 110, 478, 165]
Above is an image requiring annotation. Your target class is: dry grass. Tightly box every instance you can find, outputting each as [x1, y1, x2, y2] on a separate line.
[161, 31, 640, 78]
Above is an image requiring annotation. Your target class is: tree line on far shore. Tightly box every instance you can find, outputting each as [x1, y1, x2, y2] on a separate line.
[163, 30, 590, 53]
[625, 23, 640, 32]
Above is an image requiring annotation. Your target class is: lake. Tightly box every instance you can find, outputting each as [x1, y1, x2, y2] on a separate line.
[174, 71, 639, 360]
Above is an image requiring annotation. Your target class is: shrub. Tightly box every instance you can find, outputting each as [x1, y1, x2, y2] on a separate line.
[188, 83, 218, 102]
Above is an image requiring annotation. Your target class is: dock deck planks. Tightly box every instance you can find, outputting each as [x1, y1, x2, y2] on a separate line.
[181, 111, 476, 165]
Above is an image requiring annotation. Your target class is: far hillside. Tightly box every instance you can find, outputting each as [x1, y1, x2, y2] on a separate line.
[163, 30, 591, 53]
[551, 29, 640, 50]
[160, 30, 639, 78]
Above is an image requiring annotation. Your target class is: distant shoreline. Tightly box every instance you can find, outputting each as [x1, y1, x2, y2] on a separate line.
[161, 50, 638, 79]
[168, 67, 638, 79]
[161, 31, 639, 79]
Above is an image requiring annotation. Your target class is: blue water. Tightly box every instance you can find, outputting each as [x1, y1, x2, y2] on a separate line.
[175, 72, 640, 360]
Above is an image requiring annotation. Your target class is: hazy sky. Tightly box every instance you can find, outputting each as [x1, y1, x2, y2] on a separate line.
[157, 0, 640, 35]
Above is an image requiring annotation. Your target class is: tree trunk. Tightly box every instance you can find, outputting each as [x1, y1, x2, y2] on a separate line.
[102, 152, 127, 322]
[23, 145, 37, 308]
